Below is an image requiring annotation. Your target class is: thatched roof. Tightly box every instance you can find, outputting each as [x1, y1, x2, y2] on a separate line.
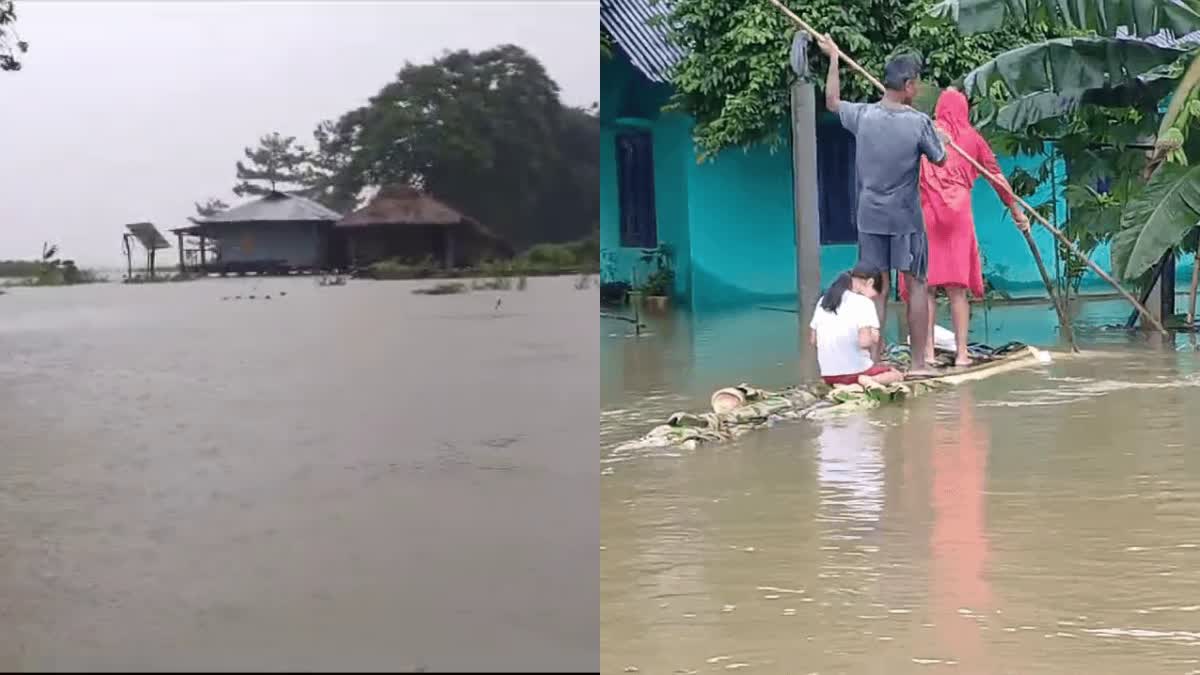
[338, 185, 479, 228]
[336, 185, 512, 253]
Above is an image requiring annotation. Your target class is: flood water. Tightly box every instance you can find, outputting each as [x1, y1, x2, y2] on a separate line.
[0, 276, 597, 671]
[602, 298, 1200, 674]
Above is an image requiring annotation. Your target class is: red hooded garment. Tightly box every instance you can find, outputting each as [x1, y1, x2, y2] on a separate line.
[900, 88, 1014, 300]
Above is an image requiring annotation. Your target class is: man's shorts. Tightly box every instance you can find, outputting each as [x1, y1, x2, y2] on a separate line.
[857, 230, 928, 281]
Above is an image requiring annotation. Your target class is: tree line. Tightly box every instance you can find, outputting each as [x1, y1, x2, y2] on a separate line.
[197, 44, 599, 250]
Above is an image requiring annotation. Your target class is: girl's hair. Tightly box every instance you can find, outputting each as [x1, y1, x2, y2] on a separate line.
[820, 262, 884, 313]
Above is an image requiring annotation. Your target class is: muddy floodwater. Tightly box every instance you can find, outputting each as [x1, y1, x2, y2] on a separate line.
[0, 276, 597, 671]
[602, 299, 1200, 674]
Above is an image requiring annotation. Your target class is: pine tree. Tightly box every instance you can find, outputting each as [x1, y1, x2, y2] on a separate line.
[233, 132, 311, 197]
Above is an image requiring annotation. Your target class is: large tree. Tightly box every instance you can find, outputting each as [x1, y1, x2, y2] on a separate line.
[0, 0, 28, 72]
[320, 45, 595, 247]
[299, 118, 365, 213]
[233, 132, 312, 197]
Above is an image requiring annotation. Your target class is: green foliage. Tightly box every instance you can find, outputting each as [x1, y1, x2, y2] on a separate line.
[665, 0, 1060, 157]
[0, 243, 104, 286]
[0, 259, 42, 278]
[223, 46, 595, 249]
[637, 244, 675, 296]
[939, 0, 1200, 295]
[233, 132, 312, 197]
[194, 197, 229, 218]
[324, 45, 597, 247]
[412, 282, 469, 295]
[962, 37, 1188, 130]
[364, 231, 598, 280]
[299, 119, 362, 212]
[928, 0, 1200, 38]
[0, 1, 28, 72]
[1112, 162, 1200, 278]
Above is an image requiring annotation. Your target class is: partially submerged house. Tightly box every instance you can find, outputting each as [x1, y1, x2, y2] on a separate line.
[600, 0, 1076, 308]
[172, 191, 342, 274]
[336, 185, 513, 268]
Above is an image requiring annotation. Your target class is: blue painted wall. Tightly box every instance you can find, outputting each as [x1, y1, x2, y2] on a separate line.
[600, 47, 1196, 308]
[213, 222, 323, 266]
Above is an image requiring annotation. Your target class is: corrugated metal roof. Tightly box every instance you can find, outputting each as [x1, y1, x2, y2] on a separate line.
[193, 191, 342, 224]
[601, 0, 685, 83]
[1116, 25, 1200, 48]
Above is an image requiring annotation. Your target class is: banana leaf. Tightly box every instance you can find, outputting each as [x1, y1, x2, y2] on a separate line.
[929, 0, 1200, 37]
[962, 37, 1191, 130]
[1112, 162, 1200, 279]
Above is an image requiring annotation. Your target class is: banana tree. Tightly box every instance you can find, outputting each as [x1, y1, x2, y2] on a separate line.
[933, 0, 1200, 323]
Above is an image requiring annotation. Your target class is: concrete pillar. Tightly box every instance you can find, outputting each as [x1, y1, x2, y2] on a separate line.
[791, 79, 822, 383]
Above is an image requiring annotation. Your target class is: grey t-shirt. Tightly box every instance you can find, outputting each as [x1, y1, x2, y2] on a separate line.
[838, 101, 946, 236]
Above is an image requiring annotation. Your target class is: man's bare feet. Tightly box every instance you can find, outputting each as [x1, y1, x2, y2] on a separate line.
[954, 356, 973, 368]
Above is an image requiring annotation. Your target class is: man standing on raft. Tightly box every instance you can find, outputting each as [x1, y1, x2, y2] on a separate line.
[817, 35, 948, 377]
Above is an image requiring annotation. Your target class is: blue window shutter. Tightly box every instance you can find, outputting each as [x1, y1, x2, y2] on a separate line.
[616, 131, 658, 249]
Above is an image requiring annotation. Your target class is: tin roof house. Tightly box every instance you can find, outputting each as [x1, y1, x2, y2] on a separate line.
[173, 191, 342, 274]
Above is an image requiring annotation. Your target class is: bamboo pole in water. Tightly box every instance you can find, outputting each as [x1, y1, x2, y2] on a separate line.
[764, 0, 1168, 337]
[1022, 228, 1079, 351]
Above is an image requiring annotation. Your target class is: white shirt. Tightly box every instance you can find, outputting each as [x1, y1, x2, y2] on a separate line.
[809, 291, 879, 376]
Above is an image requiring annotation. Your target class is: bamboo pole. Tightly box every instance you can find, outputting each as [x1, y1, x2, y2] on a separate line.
[765, 0, 1168, 336]
[1022, 229, 1078, 351]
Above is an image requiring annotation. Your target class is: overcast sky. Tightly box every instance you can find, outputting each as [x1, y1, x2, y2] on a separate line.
[0, 0, 599, 266]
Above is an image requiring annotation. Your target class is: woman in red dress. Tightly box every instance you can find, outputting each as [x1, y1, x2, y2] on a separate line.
[901, 87, 1029, 366]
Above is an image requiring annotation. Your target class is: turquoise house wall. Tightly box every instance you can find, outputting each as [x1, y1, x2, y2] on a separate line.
[600, 48, 1196, 308]
[686, 142, 797, 307]
[972, 150, 1067, 296]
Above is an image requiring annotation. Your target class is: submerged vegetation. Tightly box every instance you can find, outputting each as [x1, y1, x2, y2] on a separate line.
[412, 282, 470, 296]
[0, 243, 103, 287]
[364, 230, 599, 281]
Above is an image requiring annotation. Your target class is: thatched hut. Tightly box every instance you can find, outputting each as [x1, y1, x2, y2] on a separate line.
[335, 185, 513, 269]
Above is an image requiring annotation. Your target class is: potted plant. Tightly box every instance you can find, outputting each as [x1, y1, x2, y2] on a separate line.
[637, 245, 674, 311]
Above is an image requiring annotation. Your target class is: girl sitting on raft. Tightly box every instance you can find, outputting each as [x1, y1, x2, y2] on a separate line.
[809, 263, 905, 387]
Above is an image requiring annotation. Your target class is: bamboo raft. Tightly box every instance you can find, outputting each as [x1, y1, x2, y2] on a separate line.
[613, 342, 1048, 453]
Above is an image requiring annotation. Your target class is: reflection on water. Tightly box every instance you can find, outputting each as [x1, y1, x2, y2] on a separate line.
[0, 277, 597, 671]
[602, 298, 1200, 674]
